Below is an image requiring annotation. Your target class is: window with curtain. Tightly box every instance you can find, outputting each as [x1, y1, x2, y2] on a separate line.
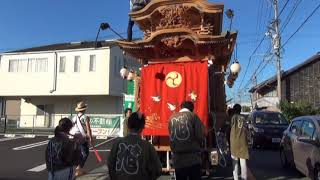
[74, 56, 80, 72]
[8, 60, 18, 72]
[59, 56, 66, 72]
[28, 58, 35, 72]
[35, 58, 48, 72]
[89, 55, 96, 72]
[8, 59, 28, 72]
[9, 58, 48, 72]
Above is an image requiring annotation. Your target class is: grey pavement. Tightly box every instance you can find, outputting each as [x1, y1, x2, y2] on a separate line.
[77, 149, 308, 180]
[77, 165, 172, 180]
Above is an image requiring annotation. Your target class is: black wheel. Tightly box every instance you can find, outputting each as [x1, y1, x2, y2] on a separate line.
[314, 165, 320, 180]
[280, 148, 289, 168]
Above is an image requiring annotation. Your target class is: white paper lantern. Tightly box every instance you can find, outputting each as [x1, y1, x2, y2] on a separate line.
[120, 67, 129, 79]
[230, 61, 241, 74]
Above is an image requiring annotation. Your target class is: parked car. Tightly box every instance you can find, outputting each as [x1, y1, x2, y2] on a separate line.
[280, 116, 320, 180]
[247, 110, 289, 148]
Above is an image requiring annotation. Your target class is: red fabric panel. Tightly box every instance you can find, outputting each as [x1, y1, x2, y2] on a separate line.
[140, 61, 208, 136]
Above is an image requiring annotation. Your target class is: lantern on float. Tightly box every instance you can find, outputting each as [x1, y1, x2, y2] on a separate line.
[120, 66, 129, 79]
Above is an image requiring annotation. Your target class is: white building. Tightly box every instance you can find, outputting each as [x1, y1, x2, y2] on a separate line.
[0, 40, 139, 129]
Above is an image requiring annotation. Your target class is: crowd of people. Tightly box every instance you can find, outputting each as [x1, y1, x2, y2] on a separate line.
[45, 100, 250, 180]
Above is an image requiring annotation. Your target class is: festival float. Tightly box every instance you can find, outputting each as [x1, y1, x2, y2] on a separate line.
[117, 0, 238, 172]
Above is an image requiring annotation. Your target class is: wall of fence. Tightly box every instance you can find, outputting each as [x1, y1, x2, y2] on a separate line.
[0, 114, 123, 136]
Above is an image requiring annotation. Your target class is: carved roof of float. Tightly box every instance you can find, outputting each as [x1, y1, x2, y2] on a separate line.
[130, 0, 224, 39]
[117, 0, 237, 65]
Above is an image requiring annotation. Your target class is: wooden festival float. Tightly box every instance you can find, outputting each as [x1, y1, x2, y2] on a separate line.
[117, 0, 237, 172]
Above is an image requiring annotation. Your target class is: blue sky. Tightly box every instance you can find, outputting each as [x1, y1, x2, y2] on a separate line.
[1, 0, 319, 102]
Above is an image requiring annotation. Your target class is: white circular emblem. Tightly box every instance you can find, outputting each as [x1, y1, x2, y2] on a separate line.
[165, 71, 182, 88]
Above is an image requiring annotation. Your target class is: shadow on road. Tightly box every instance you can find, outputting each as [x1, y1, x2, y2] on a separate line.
[249, 148, 306, 180]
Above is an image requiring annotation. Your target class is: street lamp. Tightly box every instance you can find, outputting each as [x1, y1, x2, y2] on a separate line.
[95, 22, 126, 48]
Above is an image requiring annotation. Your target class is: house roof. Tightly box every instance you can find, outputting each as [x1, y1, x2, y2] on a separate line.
[249, 52, 320, 93]
[4, 40, 117, 53]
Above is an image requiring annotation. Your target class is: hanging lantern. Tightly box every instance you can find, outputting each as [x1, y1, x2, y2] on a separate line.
[120, 66, 129, 79]
[127, 70, 135, 80]
[230, 61, 241, 75]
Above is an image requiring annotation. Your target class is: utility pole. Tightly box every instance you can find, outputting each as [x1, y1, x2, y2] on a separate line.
[267, 0, 282, 103]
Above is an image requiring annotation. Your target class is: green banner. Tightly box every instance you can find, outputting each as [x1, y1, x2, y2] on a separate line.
[127, 80, 135, 95]
[124, 94, 135, 111]
[90, 116, 120, 128]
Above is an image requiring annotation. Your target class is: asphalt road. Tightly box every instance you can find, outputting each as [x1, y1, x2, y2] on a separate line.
[211, 148, 308, 180]
[0, 135, 309, 180]
[0, 135, 116, 180]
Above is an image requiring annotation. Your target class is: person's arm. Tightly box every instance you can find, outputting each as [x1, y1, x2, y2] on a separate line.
[194, 114, 205, 143]
[85, 116, 94, 146]
[147, 144, 162, 180]
[107, 140, 119, 180]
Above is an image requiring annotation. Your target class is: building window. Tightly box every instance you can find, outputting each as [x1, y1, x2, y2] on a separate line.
[8, 59, 28, 72]
[89, 55, 96, 72]
[74, 56, 80, 72]
[59, 56, 66, 72]
[9, 58, 48, 73]
[27, 58, 35, 72]
[9, 60, 19, 72]
[35, 58, 48, 72]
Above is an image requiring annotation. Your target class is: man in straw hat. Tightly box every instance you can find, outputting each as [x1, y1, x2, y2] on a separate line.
[70, 101, 93, 177]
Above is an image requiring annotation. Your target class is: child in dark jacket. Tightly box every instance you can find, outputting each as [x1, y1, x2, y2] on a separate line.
[45, 118, 80, 180]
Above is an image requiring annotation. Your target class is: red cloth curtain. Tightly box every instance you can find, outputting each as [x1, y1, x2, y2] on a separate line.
[140, 61, 208, 136]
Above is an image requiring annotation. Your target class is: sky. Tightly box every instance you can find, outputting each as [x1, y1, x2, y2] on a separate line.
[0, 0, 319, 103]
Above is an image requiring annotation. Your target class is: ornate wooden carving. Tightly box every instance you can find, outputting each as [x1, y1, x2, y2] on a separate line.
[117, 0, 237, 66]
[158, 5, 192, 30]
[160, 36, 186, 48]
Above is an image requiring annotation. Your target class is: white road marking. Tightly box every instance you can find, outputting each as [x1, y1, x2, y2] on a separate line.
[4, 134, 15, 138]
[13, 140, 49, 150]
[90, 137, 117, 149]
[48, 135, 54, 139]
[27, 163, 46, 172]
[0, 136, 23, 142]
[96, 135, 108, 139]
[23, 134, 36, 138]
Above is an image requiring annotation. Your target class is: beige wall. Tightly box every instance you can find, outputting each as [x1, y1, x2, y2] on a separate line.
[0, 53, 55, 96]
[19, 95, 122, 128]
[0, 46, 134, 96]
[5, 98, 21, 116]
[109, 46, 141, 96]
[55, 49, 110, 95]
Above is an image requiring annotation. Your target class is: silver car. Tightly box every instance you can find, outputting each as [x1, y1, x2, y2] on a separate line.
[280, 116, 320, 180]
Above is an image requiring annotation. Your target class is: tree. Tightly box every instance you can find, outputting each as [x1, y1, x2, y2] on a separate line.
[279, 101, 319, 122]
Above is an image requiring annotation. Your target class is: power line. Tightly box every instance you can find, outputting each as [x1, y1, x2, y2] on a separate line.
[280, 0, 302, 34]
[237, 35, 266, 91]
[282, 2, 320, 48]
[279, 0, 289, 17]
[240, 46, 273, 92]
[278, 0, 289, 17]
[243, 2, 320, 95]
